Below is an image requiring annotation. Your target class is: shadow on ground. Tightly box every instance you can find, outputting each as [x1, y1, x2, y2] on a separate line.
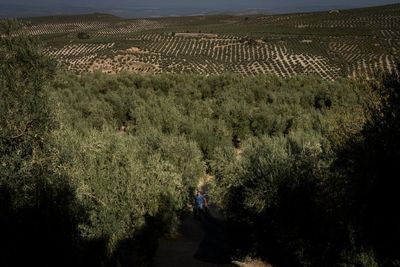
[154, 205, 237, 267]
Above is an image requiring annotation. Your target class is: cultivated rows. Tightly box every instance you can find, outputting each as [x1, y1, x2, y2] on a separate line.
[35, 4, 400, 80]
[42, 32, 399, 80]
[143, 34, 290, 63]
[256, 5, 400, 31]
[231, 54, 340, 80]
[293, 15, 400, 29]
[27, 22, 107, 35]
[349, 54, 399, 79]
[43, 33, 394, 80]
[95, 20, 167, 35]
[129, 34, 340, 79]
[44, 43, 115, 57]
[27, 20, 171, 36]
[327, 37, 400, 79]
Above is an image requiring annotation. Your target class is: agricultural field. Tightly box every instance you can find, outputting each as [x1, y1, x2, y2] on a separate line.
[24, 4, 400, 80]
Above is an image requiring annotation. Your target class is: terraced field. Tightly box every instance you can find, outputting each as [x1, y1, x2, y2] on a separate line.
[25, 4, 400, 80]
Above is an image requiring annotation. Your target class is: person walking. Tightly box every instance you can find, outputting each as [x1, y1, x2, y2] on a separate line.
[193, 191, 207, 219]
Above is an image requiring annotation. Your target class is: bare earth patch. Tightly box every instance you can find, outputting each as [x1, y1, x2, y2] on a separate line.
[125, 47, 142, 53]
[89, 54, 159, 74]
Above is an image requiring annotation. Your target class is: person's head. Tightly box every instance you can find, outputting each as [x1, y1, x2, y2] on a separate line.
[196, 191, 200, 196]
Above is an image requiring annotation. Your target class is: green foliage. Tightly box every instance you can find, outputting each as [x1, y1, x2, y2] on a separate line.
[0, 20, 83, 266]
[336, 66, 400, 265]
[44, 69, 368, 263]
[2, 20, 389, 265]
[339, 248, 379, 267]
[49, 73, 211, 262]
[54, 127, 186, 255]
[0, 17, 57, 219]
[211, 132, 336, 266]
[209, 68, 400, 266]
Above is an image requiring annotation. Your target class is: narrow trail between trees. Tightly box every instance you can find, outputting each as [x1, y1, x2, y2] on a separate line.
[154, 206, 234, 267]
[154, 176, 271, 267]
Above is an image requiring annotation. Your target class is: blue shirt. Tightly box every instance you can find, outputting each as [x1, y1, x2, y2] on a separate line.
[195, 195, 205, 208]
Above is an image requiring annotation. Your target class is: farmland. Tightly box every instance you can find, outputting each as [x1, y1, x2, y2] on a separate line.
[24, 4, 400, 79]
[3, 4, 400, 266]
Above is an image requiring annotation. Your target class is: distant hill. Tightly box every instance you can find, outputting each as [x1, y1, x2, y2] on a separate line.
[2, 1, 400, 18]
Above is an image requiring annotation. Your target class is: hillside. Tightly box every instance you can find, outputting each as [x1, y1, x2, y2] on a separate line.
[22, 4, 400, 80]
[2, 14, 400, 267]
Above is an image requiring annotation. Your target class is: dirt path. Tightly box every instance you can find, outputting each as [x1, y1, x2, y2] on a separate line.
[154, 176, 271, 267]
[153, 207, 234, 267]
